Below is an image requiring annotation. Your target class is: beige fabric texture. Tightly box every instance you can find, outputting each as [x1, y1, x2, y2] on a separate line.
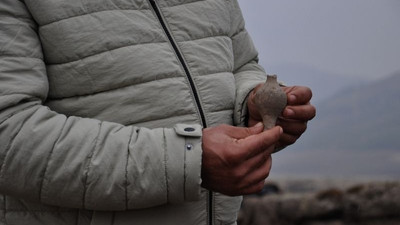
[0, 0, 267, 224]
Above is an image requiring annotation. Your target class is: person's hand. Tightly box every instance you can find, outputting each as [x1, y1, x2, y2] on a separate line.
[276, 86, 315, 148]
[201, 123, 282, 196]
[247, 85, 316, 149]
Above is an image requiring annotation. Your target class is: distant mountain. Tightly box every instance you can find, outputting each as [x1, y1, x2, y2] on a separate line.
[293, 72, 400, 151]
[259, 62, 365, 103]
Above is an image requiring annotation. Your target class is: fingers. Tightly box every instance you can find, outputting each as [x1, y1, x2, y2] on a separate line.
[283, 104, 316, 121]
[277, 118, 307, 135]
[201, 124, 279, 196]
[274, 86, 315, 148]
[242, 145, 273, 177]
[242, 155, 272, 193]
[283, 86, 313, 105]
[223, 123, 265, 140]
[230, 155, 273, 196]
[276, 114, 310, 147]
[238, 126, 282, 159]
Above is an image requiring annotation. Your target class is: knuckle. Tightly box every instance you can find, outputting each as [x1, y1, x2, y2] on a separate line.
[232, 168, 246, 180]
[244, 127, 253, 135]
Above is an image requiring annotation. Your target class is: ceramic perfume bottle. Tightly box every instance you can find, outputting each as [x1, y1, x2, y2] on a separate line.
[254, 75, 287, 130]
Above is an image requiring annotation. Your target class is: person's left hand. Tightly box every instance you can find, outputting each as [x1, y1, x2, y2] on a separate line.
[247, 85, 316, 149]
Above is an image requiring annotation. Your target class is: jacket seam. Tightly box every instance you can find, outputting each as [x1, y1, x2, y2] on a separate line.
[183, 136, 187, 201]
[111, 212, 116, 224]
[233, 58, 258, 74]
[0, 54, 43, 61]
[181, 34, 228, 43]
[2, 194, 5, 224]
[0, 101, 40, 127]
[230, 27, 246, 42]
[125, 108, 232, 128]
[47, 70, 235, 105]
[209, 108, 233, 113]
[46, 40, 167, 66]
[38, 115, 67, 203]
[40, 9, 151, 27]
[1, 209, 76, 213]
[46, 34, 229, 66]
[0, 93, 41, 98]
[157, 0, 204, 10]
[0, 107, 37, 177]
[40, 0, 204, 27]
[125, 110, 197, 127]
[0, 19, 37, 30]
[124, 127, 134, 210]
[226, 0, 245, 39]
[162, 129, 169, 202]
[46, 75, 184, 101]
[48, 69, 233, 101]
[196, 69, 234, 78]
[82, 121, 102, 209]
[75, 209, 79, 225]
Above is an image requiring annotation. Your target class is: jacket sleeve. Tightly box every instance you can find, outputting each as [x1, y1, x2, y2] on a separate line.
[228, 0, 269, 127]
[0, 0, 202, 211]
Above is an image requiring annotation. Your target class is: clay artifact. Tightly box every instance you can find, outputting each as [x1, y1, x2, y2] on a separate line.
[254, 75, 287, 130]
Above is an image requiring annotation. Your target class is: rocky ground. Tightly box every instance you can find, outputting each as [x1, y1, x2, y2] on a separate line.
[238, 179, 400, 225]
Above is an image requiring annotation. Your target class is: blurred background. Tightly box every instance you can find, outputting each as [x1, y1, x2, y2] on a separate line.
[236, 1, 400, 224]
[238, 0, 400, 180]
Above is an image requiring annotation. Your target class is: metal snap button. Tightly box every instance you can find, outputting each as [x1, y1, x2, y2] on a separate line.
[186, 144, 193, 151]
[184, 127, 195, 132]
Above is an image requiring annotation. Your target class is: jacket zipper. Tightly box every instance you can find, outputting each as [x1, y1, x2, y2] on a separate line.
[148, 1, 213, 225]
[148, 0, 207, 127]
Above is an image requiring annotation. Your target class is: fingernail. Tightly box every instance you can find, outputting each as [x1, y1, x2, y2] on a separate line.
[289, 95, 296, 102]
[255, 122, 263, 127]
[285, 108, 295, 116]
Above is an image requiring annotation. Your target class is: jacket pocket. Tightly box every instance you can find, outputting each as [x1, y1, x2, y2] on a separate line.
[90, 211, 114, 225]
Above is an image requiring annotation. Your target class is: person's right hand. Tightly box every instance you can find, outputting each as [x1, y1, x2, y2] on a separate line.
[201, 123, 282, 196]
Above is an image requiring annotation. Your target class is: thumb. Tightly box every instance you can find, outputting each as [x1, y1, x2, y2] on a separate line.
[248, 122, 265, 134]
[239, 126, 283, 158]
[227, 122, 264, 140]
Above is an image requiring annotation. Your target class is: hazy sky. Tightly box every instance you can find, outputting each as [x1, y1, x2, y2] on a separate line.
[237, 0, 400, 81]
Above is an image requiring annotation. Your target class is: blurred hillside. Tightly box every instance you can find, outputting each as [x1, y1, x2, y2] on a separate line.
[296, 72, 400, 151]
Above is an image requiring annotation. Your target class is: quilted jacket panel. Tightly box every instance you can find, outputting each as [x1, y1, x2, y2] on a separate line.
[0, 0, 268, 224]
